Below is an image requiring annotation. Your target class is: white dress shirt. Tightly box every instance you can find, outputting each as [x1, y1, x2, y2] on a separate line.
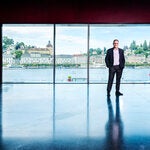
[113, 48, 119, 66]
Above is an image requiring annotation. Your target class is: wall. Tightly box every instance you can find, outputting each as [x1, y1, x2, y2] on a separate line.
[0, 0, 150, 23]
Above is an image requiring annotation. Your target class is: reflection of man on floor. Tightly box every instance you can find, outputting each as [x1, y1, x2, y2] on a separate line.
[104, 96, 124, 150]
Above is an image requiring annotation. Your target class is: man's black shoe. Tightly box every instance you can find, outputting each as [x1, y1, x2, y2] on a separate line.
[115, 91, 123, 96]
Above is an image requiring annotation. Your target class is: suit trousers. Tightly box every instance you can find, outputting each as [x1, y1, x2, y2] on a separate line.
[107, 65, 123, 93]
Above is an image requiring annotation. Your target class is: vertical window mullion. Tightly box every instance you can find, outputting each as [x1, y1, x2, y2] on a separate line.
[53, 24, 56, 84]
[0, 24, 2, 85]
[87, 24, 90, 84]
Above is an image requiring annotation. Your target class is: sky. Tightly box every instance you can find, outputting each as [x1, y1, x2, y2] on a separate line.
[2, 24, 150, 55]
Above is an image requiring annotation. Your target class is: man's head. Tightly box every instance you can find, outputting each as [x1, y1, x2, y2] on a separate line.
[113, 39, 119, 49]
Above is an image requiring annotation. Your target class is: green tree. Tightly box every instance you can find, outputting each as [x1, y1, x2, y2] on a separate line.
[134, 48, 144, 55]
[143, 40, 148, 51]
[15, 42, 25, 50]
[2, 36, 14, 50]
[144, 52, 149, 58]
[104, 47, 107, 54]
[89, 48, 94, 56]
[123, 45, 128, 50]
[96, 48, 102, 55]
[13, 50, 23, 59]
[148, 42, 150, 50]
[130, 40, 137, 50]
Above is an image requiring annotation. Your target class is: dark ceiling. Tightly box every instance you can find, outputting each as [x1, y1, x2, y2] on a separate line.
[0, 0, 150, 23]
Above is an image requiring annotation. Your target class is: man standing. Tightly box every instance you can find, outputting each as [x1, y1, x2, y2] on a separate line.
[105, 39, 125, 96]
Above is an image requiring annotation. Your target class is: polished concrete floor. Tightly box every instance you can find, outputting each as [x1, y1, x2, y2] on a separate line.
[1, 83, 150, 150]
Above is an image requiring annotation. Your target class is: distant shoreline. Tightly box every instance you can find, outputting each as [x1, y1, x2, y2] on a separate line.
[3, 66, 150, 69]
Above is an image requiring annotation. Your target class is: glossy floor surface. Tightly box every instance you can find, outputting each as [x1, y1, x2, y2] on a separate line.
[1, 84, 150, 150]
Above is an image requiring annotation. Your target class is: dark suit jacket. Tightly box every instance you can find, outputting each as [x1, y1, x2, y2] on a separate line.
[105, 48, 125, 69]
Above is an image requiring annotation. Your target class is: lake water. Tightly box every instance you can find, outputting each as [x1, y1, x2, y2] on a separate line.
[2, 68, 150, 83]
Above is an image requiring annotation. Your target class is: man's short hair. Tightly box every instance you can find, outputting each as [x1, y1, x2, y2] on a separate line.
[113, 39, 119, 44]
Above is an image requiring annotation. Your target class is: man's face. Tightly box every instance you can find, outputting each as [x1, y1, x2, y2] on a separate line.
[113, 41, 119, 48]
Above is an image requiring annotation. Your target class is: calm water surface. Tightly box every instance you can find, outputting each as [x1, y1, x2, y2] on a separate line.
[3, 68, 150, 83]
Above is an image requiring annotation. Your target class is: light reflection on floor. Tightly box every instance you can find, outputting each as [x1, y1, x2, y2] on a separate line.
[1, 84, 150, 149]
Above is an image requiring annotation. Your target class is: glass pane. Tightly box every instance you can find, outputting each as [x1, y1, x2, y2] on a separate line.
[55, 24, 87, 83]
[89, 24, 150, 83]
[2, 24, 53, 83]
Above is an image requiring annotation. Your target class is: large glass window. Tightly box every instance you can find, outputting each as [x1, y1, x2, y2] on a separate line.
[89, 24, 150, 83]
[2, 24, 53, 83]
[2, 24, 150, 84]
[55, 24, 88, 83]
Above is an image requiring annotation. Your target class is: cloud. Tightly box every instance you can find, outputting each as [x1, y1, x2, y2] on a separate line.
[3, 25, 53, 47]
[2, 24, 150, 54]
